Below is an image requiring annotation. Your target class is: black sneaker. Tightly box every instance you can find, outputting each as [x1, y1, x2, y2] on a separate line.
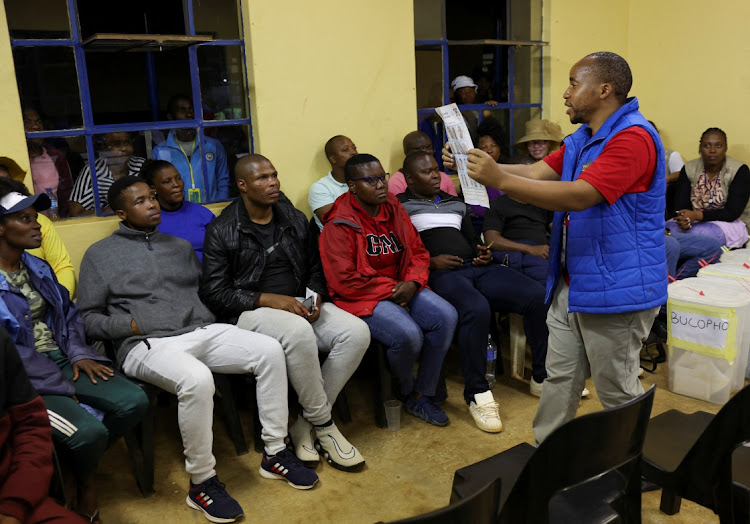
[259, 449, 319, 490]
[186, 476, 243, 523]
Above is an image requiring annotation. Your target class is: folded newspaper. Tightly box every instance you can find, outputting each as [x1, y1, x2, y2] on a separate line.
[435, 103, 490, 208]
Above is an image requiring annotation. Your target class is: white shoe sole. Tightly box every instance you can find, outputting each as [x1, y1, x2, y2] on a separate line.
[315, 439, 366, 472]
[186, 496, 243, 523]
[258, 467, 318, 490]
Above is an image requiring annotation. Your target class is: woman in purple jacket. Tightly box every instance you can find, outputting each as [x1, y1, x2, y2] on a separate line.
[0, 178, 147, 523]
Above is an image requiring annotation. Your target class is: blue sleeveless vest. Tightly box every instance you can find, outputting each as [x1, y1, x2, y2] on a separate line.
[546, 97, 667, 313]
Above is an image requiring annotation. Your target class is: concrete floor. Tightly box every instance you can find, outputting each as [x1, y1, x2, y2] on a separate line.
[95, 344, 737, 523]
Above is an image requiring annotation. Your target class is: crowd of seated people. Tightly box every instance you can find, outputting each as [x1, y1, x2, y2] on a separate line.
[3, 112, 749, 524]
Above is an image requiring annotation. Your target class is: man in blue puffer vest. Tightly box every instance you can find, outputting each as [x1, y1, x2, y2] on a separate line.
[445, 51, 666, 444]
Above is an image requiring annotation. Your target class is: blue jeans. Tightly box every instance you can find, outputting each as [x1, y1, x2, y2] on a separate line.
[491, 242, 549, 288]
[665, 231, 722, 280]
[430, 264, 549, 402]
[362, 288, 457, 398]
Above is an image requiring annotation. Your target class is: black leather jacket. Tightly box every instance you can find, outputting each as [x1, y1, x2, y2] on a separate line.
[199, 197, 327, 323]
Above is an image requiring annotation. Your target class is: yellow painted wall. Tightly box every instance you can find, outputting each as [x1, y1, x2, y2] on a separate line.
[542, 0, 630, 136]
[626, 0, 750, 165]
[543, 0, 750, 168]
[0, 5, 32, 185]
[241, 0, 417, 213]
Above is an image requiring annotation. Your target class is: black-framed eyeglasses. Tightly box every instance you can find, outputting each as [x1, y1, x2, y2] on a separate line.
[350, 173, 390, 186]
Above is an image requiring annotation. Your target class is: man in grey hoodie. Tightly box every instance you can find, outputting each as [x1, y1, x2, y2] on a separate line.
[77, 177, 319, 524]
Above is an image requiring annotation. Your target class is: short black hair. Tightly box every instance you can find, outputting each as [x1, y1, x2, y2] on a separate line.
[108, 176, 147, 212]
[585, 51, 632, 102]
[402, 151, 433, 176]
[0, 165, 10, 176]
[344, 154, 381, 182]
[0, 177, 30, 201]
[324, 135, 346, 158]
[476, 117, 508, 157]
[700, 127, 727, 144]
[167, 94, 192, 116]
[140, 159, 175, 186]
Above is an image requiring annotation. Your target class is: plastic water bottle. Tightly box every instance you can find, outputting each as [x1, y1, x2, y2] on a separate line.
[45, 188, 59, 220]
[486, 334, 497, 389]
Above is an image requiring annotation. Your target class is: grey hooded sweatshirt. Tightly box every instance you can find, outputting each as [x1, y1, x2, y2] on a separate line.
[77, 223, 215, 365]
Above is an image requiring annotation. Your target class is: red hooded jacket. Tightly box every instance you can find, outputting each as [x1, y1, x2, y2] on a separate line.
[320, 192, 430, 317]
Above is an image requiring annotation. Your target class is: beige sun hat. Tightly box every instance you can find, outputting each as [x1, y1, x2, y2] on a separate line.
[0, 156, 27, 182]
[514, 120, 564, 150]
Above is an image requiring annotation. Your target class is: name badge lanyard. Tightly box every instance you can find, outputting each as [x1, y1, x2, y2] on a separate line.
[178, 139, 201, 202]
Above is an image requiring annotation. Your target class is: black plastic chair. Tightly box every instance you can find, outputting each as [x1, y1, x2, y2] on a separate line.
[384, 478, 501, 524]
[733, 445, 750, 524]
[641, 383, 750, 522]
[451, 385, 656, 523]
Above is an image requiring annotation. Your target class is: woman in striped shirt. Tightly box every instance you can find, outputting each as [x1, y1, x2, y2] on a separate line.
[69, 132, 145, 216]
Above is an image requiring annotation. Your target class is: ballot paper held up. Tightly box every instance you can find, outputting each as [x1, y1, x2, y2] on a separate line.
[435, 103, 490, 208]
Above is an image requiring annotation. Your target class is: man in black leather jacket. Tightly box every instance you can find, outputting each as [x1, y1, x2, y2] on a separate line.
[200, 154, 370, 473]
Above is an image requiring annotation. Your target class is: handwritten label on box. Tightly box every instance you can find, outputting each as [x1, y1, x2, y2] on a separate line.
[671, 310, 729, 349]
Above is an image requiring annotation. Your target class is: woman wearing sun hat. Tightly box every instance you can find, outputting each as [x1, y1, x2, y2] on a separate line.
[514, 119, 564, 165]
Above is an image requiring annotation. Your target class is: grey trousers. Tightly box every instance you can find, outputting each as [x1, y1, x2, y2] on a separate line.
[122, 324, 288, 483]
[532, 282, 658, 444]
[237, 301, 370, 425]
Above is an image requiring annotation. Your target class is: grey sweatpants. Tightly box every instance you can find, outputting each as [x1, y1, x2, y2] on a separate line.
[237, 301, 370, 425]
[122, 324, 288, 484]
[532, 282, 658, 444]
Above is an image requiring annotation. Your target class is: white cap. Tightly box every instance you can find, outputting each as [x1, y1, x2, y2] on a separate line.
[451, 75, 477, 92]
[0, 191, 50, 216]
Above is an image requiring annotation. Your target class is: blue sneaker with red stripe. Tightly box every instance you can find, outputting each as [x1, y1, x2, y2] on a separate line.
[186, 475, 243, 523]
[259, 449, 319, 490]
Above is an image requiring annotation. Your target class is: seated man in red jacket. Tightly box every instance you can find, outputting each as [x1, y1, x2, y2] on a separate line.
[0, 328, 85, 523]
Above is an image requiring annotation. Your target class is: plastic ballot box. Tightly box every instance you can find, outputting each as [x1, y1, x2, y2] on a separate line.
[667, 277, 750, 404]
[720, 248, 750, 264]
[698, 262, 750, 379]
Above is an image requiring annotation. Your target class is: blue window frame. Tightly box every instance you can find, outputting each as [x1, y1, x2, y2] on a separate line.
[414, 0, 546, 160]
[9, 0, 253, 216]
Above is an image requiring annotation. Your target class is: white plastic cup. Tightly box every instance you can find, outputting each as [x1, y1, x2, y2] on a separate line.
[384, 400, 402, 431]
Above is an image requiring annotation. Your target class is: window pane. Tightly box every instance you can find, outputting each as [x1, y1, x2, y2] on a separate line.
[476, 110, 512, 160]
[448, 45, 507, 104]
[85, 48, 191, 124]
[150, 126, 244, 203]
[77, 0, 185, 40]
[512, 46, 542, 104]
[205, 124, 251, 198]
[417, 113, 446, 170]
[413, 0, 444, 40]
[509, 0, 543, 41]
[67, 131, 147, 217]
[13, 47, 82, 130]
[198, 46, 248, 121]
[25, 135, 88, 219]
[446, 0, 505, 40]
[6, 0, 70, 39]
[193, 0, 240, 40]
[415, 46, 443, 109]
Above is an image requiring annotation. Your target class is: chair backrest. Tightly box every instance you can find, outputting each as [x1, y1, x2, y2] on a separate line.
[387, 477, 501, 524]
[499, 385, 656, 523]
[673, 383, 750, 510]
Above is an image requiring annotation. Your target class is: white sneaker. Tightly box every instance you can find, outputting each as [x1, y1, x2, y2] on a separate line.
[529, 377, 543, 398]
[469, 391, 503, 433]
[289, 417, 319, 467]
[582, 387, 591, 398]
[315, 422, 365, 472]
